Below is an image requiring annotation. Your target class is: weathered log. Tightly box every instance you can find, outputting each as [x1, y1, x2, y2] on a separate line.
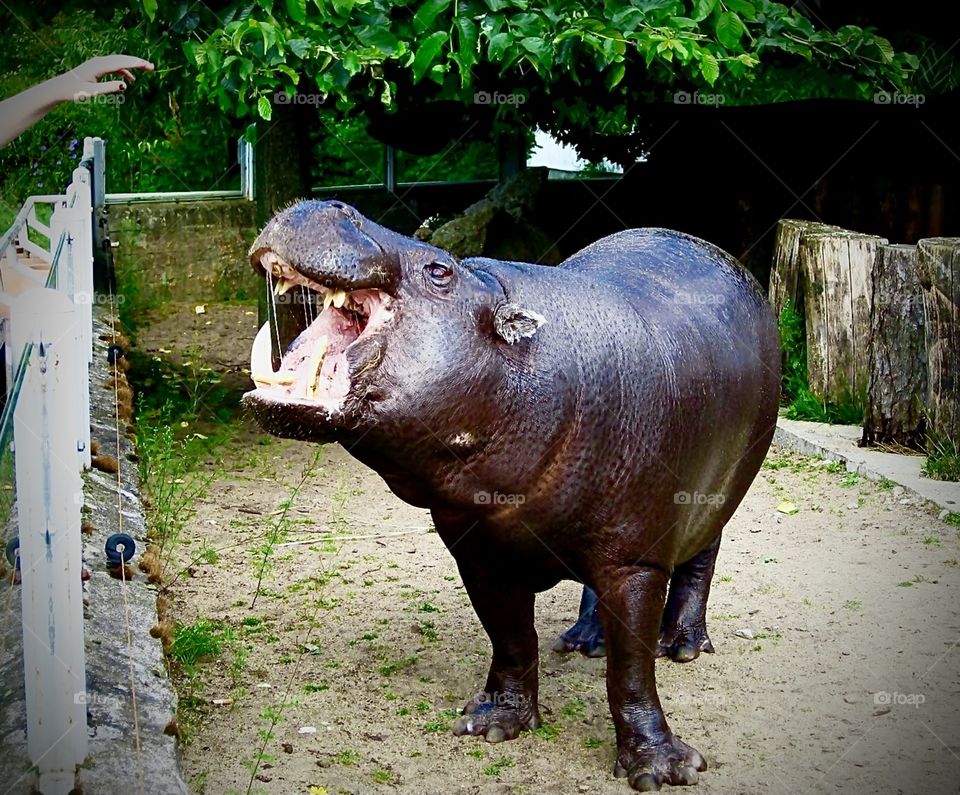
[917, 238, 960, 444]
[800, 230, 887, 407]
[768, 219, 845, 320]
[862, 244, 927, 448]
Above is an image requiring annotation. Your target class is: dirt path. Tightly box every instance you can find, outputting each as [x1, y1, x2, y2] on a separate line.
[137, 303, 960, 795]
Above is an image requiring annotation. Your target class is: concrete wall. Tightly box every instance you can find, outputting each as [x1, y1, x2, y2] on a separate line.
[109, 199, 259, 305]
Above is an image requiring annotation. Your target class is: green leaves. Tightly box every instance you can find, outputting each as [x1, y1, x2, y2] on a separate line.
[413, 0, 451, 34]
[285, 0, 307, 23]
[699, 52, 719, 84]
[257, 95, 272, 120]
[173, 0, 929, 143]
[142, 0, 158, 21]
[412, 30, 448, 82]
[715, 11, 745, 49]
[691, 0, 716, 22]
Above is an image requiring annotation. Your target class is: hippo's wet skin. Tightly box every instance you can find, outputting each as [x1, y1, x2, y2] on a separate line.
[242, 200, 780, 791]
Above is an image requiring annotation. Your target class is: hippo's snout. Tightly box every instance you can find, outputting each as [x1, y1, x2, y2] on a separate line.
[249, 200, 401, 294]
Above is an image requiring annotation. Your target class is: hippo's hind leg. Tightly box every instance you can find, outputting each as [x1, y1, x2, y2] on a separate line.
[593, 563, 706, 791]
[557, 534, 721, 663]
[451, 562, 541, 743]
[552, 586, 606, 657]
[657, 535, 720, 663]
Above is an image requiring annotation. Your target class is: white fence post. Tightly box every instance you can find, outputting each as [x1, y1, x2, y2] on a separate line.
[50, 177, 92, 472]
[12, 287, 88, 795]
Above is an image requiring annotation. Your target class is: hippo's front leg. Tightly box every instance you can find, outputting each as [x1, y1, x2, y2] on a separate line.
[595, 565, 707, 791]
[451, 561, 542, 743]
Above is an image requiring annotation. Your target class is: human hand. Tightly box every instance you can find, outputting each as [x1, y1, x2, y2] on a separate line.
[55, 55, 154, 102]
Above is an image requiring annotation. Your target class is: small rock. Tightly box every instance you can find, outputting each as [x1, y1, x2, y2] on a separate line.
[281, 743, 294, 754]
[847, 503, 858, 510]
[255, 683, 273, 689]
[298, 726, 317, 734]
[735, 628, 755, 640]
[939, 509, 951, 522]
[892, 486, 905, 498]
[899, 498, 911, 505]
[873, 707, 891, 717]
[843, 695, 859, 704]
[211, 698, 233, 706]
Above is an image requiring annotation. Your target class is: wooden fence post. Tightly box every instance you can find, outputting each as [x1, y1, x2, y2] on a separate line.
[862, 243, 927, 447]
[800, 230, 887, 407]
[12, 287, 88, 795]
[768, 219, 844, 320]
[917, 238, 960, 444]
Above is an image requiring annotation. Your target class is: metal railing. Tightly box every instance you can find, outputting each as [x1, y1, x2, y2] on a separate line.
[0, 136, 100, 795]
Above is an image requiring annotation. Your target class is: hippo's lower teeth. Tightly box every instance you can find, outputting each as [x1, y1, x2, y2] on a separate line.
[305, 335, 329, 399]
[253, 373, 296, 388]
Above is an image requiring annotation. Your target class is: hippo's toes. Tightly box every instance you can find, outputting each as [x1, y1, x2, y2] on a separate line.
[657, 623, 715, 663]
[614, 734, 707, 792]
[551, 629, 606, 658]
[452, 692, 540, 743]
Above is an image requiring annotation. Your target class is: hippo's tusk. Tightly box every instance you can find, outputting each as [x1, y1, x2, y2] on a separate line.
[250, 321, 276, 384]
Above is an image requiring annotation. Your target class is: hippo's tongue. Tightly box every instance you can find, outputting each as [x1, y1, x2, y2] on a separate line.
[251, 285, 392, 405]
[278, 305, 359, 400]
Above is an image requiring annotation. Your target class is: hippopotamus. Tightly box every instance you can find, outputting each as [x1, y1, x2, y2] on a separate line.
[242, 200, 780, 791]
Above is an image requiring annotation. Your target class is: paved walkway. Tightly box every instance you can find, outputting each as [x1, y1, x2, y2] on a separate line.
[775, 417, 960, 515]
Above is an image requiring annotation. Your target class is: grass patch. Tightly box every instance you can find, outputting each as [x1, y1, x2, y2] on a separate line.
[334, 749, 362, 766]
[483, 759, 515, 777]
[923, 435, 960, 482]
[371, 769, 397, 785]
[778, 300, 864, 425]
[379, 656, 418, 676]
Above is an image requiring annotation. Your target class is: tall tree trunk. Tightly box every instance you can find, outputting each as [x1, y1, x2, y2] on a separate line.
[801, 230, 887, 408]
[255, 98, 314, 368]
[862, 244, 926, 448]
[917, 237, 960, 445]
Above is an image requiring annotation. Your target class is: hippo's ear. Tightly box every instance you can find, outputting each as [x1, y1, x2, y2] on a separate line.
[493, 303, 545, 344]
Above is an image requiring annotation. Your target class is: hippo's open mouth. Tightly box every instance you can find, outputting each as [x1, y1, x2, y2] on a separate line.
[248, 250, 395, 413]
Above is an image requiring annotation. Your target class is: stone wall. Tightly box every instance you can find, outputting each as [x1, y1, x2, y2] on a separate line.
[109, 199, 259, 305]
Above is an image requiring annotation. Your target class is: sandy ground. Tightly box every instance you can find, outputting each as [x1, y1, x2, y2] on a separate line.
[137, 303, 960, 795]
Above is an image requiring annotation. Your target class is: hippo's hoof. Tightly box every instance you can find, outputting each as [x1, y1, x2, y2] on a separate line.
[452, 692, 540, 742]
[657, 623, 715, 663]
[551, 631, 606, 658]
[614, 734, 707, 791]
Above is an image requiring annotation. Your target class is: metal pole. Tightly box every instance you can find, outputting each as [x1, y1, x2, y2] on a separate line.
[384, 144, 396, 193]
[13, 287, 88, 795]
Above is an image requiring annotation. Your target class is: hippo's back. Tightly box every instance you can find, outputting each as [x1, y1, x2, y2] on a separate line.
[560, 228, 768, 319]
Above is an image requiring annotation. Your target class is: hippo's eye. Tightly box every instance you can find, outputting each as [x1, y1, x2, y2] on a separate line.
[425, 261, 454, 288]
